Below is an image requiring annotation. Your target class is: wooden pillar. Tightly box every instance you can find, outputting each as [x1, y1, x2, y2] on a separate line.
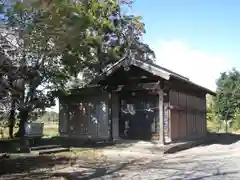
[159, 81, 165, 144]
[163, 90, 171, 143]
[58, 99, 67, 135]
[108, 91, 113, 141]
[105, 85, 118, 141]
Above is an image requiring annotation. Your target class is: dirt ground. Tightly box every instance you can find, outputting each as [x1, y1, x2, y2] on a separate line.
[1, 134, 240, 180]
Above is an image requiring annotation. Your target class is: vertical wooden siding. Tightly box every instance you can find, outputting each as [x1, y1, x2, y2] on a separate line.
[112, 93, 119, 139]
[59, 93, 109, 139]
[68, 102, 90, 135]
[59, 101, 68, 134]
[169, 90, 206, 142]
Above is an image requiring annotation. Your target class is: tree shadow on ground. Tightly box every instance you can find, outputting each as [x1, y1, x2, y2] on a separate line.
[40, 155, 240, 180]
[106, 139, 159, 148]
[48, 132, 240, 150]
[201, 132, 240, 146]
[0, 157, 139, 180]
[1, 149, 240, 179]
[50, 159, 138, 180]
[0, 155, 77, 175]
[39, 137, 117, 149]
[39, 137, 159, 151]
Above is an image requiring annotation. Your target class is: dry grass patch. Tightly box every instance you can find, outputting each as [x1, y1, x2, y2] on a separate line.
[0, 148, 108, 179]
[56, 147, 106, 164]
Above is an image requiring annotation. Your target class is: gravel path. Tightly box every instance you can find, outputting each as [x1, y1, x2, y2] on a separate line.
[95, 141, 240, 180]
[1, 139, 240, 179]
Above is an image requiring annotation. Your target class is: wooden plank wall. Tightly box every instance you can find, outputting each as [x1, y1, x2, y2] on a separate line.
[169, 90, 206, 142]
[61, 93, 109, 139]
[67, 102, 90, 135]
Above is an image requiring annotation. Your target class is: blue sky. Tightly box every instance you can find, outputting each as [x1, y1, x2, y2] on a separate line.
[127, 0, 240, 91]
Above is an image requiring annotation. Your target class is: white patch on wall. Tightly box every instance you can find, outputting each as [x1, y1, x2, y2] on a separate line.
[88, 102, 98, 137]
[101, 101, 107, 113]
[89, 103, 98, 124]
[98, 101, 108, 138]
[88, 99, 108, 138]
[127, 104, 136, 115]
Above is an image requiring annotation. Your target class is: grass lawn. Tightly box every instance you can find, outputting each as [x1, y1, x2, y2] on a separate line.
[43, 122, 59, 137]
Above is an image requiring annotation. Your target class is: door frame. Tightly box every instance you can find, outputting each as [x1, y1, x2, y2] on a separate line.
[118, 90, 158, 140]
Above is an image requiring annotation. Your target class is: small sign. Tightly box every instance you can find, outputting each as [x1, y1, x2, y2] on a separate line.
[25, 122, 44, 137]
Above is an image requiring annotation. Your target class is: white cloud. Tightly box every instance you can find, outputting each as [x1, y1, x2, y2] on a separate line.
[152, 40, 233, 91]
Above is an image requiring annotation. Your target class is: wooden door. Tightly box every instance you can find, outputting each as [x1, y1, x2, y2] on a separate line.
[119, 91, 157, 140]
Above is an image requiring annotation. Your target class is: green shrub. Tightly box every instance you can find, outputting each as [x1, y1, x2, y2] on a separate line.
[231, 111, 240, 131]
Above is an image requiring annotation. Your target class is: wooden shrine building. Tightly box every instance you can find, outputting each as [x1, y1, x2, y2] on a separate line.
[58, 58, 215, 144]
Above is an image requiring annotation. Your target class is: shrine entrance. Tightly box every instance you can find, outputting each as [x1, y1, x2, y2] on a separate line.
[119, 91, 158, 140]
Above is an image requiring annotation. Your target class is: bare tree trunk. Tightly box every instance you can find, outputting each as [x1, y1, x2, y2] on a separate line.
[15, 109, 28, 138]
[225, 119, 228, 133]
[8, 100, 16, 139]
[14, 108, 30, 152]
[225, 109, 230, 134]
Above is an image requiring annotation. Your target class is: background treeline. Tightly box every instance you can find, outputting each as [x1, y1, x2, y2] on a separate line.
[207, 68, 240, 132]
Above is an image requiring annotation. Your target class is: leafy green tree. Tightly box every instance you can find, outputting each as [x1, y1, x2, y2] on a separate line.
[215, 68, 240, 131]
[23, 0, 154, 87]
[40, 111, 59, 122]
[1, 0, 154, 138]
[0, 23, 21, 138]
[1, 1, 61, 137]
[206, 95, 221, 132]
[232, 109, 240, 131]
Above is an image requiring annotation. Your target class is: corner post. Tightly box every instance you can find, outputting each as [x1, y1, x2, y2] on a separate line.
[159, 80, 165, 144]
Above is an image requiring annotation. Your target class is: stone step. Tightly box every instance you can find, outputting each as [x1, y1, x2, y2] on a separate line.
[32, 147, 70, 155]
[30, 145, 61, 151]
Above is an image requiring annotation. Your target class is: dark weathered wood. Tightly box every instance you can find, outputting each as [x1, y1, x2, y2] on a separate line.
[169, 105, 206, 114]
[167, 80, 207, 98]
[57, 60, 211, 144]
[118, 91, 157, 140]
[108, 92, 113, 141]
[169, 89, 207, 142]
[115, 82, 161, 92]
[98, 65, 161, 86]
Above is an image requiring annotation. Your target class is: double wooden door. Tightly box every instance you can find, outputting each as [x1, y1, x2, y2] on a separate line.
[119, 91, 157, 140]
